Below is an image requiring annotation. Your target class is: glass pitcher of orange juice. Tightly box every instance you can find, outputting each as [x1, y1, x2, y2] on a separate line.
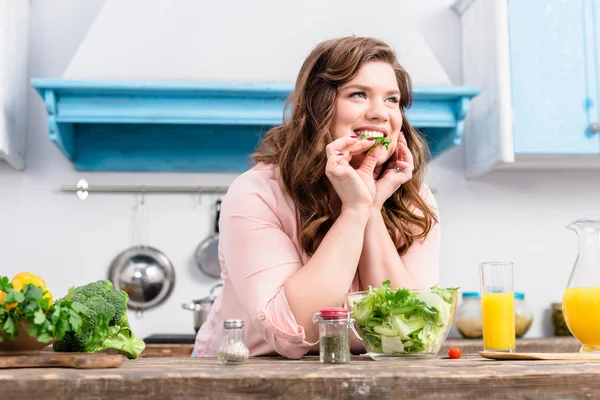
[562, 219, 600, 353]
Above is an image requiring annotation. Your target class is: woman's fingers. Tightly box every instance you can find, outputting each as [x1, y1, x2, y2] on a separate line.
[326, 136, 376, 163]
[395, 160, 413, 177]
[326, 151, 349, 171]
[397, 139, 413, 166]
[347, 138, 377, 155]
[325, 136, 363, 156]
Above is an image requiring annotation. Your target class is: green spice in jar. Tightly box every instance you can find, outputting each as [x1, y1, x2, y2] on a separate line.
[313, 308, 352, 364]
[321, 333, 350, 364]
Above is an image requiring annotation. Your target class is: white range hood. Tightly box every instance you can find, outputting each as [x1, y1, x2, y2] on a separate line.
[63, 0, 453, 85]
[31, 0, 479, 172]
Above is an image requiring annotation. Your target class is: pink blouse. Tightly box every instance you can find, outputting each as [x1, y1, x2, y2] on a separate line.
[193, 163, 440, 359]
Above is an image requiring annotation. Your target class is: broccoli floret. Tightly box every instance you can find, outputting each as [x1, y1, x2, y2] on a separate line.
[70, 280, 128, 326]
[52, 331, 85, 352]
[53, 280, 145, 359]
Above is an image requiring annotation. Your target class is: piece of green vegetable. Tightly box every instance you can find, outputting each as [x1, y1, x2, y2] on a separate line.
[359, 134, 393, 155]
[52, 280, 145, 359]
[349, 280, 458, 355]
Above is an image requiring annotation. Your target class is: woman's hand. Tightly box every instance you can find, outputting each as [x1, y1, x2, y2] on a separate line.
[325, 136, 379, 210]
[372, 132, 414, 209]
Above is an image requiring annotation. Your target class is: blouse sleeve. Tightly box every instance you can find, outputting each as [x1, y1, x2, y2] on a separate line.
[219, 173, 315, 359]
[400, 184, 441, 289]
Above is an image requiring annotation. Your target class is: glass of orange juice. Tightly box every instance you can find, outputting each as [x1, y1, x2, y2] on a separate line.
[480, 261, 516, 353]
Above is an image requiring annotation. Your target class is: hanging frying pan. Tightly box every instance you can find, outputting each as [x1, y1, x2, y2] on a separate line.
[194, 199, 222, 278]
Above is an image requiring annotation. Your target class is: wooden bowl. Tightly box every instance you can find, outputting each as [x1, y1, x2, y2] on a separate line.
[0, 321, 54, 354]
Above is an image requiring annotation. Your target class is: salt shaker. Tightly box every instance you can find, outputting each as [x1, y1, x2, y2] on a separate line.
[312, 308, 352, 364]
[217, 319, 249, 364]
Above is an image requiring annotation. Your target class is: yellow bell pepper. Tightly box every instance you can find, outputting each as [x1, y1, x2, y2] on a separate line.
[0, 272, 53, 309]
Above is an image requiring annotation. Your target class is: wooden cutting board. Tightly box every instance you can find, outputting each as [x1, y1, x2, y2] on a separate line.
[0, 353, 123, 369]
[480, 351, 600, 361]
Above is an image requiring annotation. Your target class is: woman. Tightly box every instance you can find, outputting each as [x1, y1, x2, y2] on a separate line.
[193, 36, 440, 359]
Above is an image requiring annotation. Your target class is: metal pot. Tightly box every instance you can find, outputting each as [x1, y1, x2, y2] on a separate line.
[108, 245, 176, 315]
[182, 282, 223, 332]
[108, 195, 176, 317]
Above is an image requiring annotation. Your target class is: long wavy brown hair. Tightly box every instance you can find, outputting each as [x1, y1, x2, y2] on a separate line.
[252, 36, 438, 256]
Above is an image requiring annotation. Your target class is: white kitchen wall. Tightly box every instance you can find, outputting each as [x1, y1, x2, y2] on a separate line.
[0, 0, 598, 340]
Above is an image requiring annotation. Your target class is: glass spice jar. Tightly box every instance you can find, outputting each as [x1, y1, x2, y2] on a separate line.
[455, 292, 483, 339]
[217, 319, 249, 364]
[455, 292, 533, 338]
[312, 308, 352, 364]
[551, 302, 573, 337]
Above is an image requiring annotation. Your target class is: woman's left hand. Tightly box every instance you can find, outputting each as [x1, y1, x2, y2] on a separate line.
[372, 132, 414, 209]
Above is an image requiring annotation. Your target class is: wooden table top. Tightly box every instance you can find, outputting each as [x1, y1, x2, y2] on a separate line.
[1, 348, 599, 400]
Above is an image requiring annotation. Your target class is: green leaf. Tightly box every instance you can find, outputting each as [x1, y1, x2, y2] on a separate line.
[0, 276, 11, 292]
[101, 327, 145, 359]
[37, 332, 55, 343]
[39, 295, 51, 309]
[23, 284, 43, 301]
[54, 317, 69, 341]
[33, 309, 46, 325]
[2, 317, 17, 337]
[358, 134, 393, 155]
[69, 312, 84, 332]
[4, 290, 25, 304]
[28, 323, 40, 337]
[70, 301, 89, 315]
[22, 301, 39, 314]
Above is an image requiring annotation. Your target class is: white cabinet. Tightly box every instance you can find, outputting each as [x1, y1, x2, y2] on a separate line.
[454, 0, 600, 178]
[0, 0, 29, 170]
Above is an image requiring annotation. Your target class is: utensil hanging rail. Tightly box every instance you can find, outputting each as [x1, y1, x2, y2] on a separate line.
[60, 183, 229, 194]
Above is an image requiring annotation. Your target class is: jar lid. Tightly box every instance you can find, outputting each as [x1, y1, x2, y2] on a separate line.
[319, 308, 349, 319]
[462, 292, 525, 299]
[223, 319, 244, 329]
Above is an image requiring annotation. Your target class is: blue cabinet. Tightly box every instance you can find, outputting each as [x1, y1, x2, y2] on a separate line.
[31, 80, 478, 173]
[455, 0, 600, 177]
[509, 0, 598, 154]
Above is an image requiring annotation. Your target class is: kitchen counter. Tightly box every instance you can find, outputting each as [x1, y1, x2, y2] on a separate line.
[1, 337, 593, 400]
[2, 351, 599, 399]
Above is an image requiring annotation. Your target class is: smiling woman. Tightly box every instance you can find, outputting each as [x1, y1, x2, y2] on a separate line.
[193, 36, 441, 360]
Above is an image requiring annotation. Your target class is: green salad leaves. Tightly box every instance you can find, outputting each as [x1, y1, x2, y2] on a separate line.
[348, 280, 458, 355]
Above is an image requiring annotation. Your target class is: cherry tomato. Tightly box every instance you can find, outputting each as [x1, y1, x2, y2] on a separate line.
[448, 347, 462, 359]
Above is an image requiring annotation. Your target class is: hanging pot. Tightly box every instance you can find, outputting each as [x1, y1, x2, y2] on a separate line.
[108, 194, 175, 316]
[109, 245, 175, 312]
[194, 200, 222, 278]
[181, 282, 223, 332]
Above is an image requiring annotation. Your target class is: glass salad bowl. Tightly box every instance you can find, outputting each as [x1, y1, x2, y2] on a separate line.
[346, 283, 459, 360]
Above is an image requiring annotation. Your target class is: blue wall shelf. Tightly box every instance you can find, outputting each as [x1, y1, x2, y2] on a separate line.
[31, 79, 479, 172]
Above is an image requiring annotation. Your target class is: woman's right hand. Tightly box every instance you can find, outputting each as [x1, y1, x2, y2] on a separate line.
[325, 136, 379, 210]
